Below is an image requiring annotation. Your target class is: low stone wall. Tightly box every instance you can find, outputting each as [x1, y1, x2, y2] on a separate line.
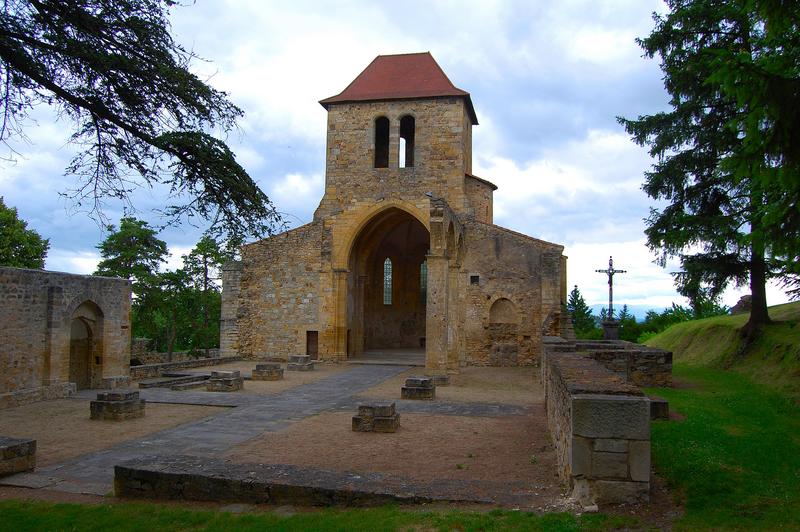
[129, 356, 242, 380]
[572, 340, 672, 387]
[131, 338, 220, 365]
[115, 455, 492, 506]
[542, 352, 650, 505]
[0, 382, 76, 410]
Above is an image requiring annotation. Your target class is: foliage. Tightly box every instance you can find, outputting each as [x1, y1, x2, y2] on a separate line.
[93, 220, 234, 354]
[0, 0, 281, 240]
[94, 217, 168, 289]
[619, 0, 800, 334]
[646, 366, 800, 529]
[0, 196, 48, 268]
[567, 285, 597, 338]
[0, 499, 639, 531]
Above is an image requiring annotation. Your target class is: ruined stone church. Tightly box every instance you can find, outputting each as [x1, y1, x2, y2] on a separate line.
[221, 52, 568, 371]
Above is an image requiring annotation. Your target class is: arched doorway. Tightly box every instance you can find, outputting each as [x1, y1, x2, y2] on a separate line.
[347, 208, 430, 360]
[69, 301, 103, 390]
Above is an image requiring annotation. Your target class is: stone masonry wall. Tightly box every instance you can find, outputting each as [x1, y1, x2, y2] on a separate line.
[464, 175, 493, 224]
[572, 340, 673, 387]
[0, 267, 131, 409]
[235, 222, 325, 360]
[460, 221, 564, 367]
[542, 351, 651, 505]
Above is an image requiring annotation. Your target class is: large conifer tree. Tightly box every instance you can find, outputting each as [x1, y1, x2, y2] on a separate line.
[619, 0, 800, 338]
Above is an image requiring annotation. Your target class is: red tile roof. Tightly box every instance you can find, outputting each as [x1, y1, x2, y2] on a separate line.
[320, 52, 478, 124]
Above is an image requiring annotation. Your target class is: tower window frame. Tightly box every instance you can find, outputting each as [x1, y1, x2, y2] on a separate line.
[399, 115, 415, 168]
[374, 116, 390, 168]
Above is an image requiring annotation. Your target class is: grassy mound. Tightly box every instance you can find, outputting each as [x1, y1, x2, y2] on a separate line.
[645, 301, 800, 400]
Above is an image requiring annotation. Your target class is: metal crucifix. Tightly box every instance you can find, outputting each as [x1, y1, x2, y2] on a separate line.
[595, 256, 626, 320]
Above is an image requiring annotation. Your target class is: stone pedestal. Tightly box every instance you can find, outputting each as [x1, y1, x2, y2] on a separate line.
[287, 354, 314, 371]
[0, 436, 36, 477]
[251, 363, 284, 381]
[401, 376, 435, 400]
[602, 320, 620, 340]
[206, 370, 244, 392]
[90, 390, 145, 420]
[352, 402, 400, 433]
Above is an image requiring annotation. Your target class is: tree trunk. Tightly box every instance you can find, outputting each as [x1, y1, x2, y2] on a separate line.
[167, 307, 176, 362]
[203, 257, 209, 358]
[741, 232, 771, 345]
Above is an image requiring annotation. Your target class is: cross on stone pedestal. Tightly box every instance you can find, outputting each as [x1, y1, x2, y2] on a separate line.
[595, 256, 626, 320]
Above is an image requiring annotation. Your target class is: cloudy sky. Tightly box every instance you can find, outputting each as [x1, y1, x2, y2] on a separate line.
[0, 0, 791, 315]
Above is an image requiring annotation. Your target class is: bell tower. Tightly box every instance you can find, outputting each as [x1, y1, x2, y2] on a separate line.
[314, 52, 479, 221]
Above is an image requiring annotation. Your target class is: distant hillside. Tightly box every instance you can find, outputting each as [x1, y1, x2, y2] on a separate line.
[645, 301, 800, 400]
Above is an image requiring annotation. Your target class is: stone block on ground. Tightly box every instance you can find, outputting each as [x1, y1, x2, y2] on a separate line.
[287, 355, 314, 371]
[352, 402, 400, 433]
[206, 371, 244, 392]
[252, 363, 284, 381]
[0, 436, 36, 477]
[90, 390, 145, 420]
[401, 376, 435, 400]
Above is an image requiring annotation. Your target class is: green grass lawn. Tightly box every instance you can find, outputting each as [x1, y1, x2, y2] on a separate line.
[646, 365, 800, 530]
[0, 500, 638, 531]
[646, 301, 800, 401]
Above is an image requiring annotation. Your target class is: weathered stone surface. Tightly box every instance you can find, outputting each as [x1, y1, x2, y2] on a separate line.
[90, 390, 145, 421]
[211, 370, 241, 379]
[592, 452, 629, 479]
[405, 376, 434, 389]
[130, 356, 242, 381]
[206, 378, 244, 392]
[352, 402, 400, 433]
[251, 364, 284, 381]
[287, 364, 314, 371]
[430, 374, 450, 386]
[114, 455, 510, 506]
[572, 395, 650, 440]
[542, 352, 652, 505]
[629, 441, 651, 482]
[571, 436, 592, 477]
[0, 266, 131, 409]
[0, 437, 36, 477]
[591, 480, 649, 504]
[593, 439, 628, 453]
[649, 397, 669, 420]
[97, 390, 139, 402]
[401, 377, 436, 400]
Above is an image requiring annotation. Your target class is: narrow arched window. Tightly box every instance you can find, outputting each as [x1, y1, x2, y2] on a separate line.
[383, 258, 392, 305]
[374, 116, 389, 168]
[420, 259, 427, 304]
[399, 115, 415, 167]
